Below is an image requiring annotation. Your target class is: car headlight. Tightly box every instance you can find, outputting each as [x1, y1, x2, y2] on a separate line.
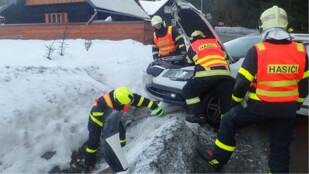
[162, 69, 194, 81]
[143, 74, 153, 86]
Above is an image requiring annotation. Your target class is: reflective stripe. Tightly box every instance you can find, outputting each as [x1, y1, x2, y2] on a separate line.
[297, 97, 306, 102]
[303, 70, 309, 79]
[195, 70, 231, 77]
[186, 97, 200, 105]
[215, 139, 235, 152]
[179, 44, 185, 48]
[248, 92, 261, 101]
[158, 40, 170, 46]
[147, 101, 153, 108]
[90, 114, 103, 127]
[153, 51, 159, 55]
[152, 44, 157, 48]
[201, 59, 227, 67]
[257, 79, 299, 87]
[120, 139, 126, 143]
[232, 94, 243, 102]
[137, 96, 144, 106]
[209, 159, 220, 165]
[256, 43, 266, 50]
[193, 55, 198, 62]
[256, 88, 298, 97]
[239, 67, 255, 82]
[175, 35, 182, 42]
[86, 147, 97, 153]
[103, 94, 113, 109]
[159, 45, 175, 51]
[296, 43, 304, 52]
[92, 112, 103, 116]
[198, 55, 225, 63]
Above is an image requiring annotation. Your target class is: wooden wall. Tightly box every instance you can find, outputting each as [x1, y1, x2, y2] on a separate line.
[0, 21, 154, 44]
[25, 0, 86, 5]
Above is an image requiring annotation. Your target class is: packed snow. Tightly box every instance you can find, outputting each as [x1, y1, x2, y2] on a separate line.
[0, 38, 178, 173]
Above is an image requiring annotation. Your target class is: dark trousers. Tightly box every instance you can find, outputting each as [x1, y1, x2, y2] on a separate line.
[213, 103, 296, 173]
[183, 78, 233, 115]
[85, 118, 126, 166]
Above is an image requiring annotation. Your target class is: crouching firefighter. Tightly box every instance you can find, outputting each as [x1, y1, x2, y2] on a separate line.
[183, 30, 234, 124]
[198, 6, 309, 173]
[85, 87, 166, 173]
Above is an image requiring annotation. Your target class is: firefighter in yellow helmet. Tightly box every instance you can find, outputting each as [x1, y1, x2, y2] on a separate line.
[85, 87, 165, 173]
[198, 6, 308, 173]
[151, 15, 188, 63]
[183, 30, 233, 124]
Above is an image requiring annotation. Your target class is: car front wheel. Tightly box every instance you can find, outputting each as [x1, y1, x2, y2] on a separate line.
[202, 92, 221, 126]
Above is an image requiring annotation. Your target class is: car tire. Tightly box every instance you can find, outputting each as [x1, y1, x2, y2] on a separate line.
[202, 92, 221, 126]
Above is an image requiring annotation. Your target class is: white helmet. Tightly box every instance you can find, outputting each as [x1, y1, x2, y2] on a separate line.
[258, 5, 288, 33]
[151, 15, 164, 27]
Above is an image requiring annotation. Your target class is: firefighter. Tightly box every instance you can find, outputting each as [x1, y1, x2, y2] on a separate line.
[183, 30, 234, 124]
[198, 6, 308, 173]
[151, 15, 189, 63]
[85, 87, 165, 173]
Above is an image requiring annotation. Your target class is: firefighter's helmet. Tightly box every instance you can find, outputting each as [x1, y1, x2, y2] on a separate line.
[151, 15, 166, 27]
[258, 5, 288, 33]
[114, 87, 134, 105]
[190, 30, 205, 40]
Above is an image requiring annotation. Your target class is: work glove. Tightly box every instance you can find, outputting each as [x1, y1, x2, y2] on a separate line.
[154, 107, 166, 117]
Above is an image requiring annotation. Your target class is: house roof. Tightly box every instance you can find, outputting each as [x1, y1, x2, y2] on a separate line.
[139, 0, 168, 16]
[87, 0, 150, 20]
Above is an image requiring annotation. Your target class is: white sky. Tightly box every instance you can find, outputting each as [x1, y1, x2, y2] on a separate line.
[0, 38, 185, 173]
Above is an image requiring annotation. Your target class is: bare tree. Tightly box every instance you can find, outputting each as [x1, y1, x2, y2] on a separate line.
[45, 39, 56, 60]
[58, 25, 69, 56]
[84, 39, 92, 51]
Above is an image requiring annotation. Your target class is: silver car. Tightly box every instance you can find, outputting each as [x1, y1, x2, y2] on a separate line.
[143, 1, 308, 125]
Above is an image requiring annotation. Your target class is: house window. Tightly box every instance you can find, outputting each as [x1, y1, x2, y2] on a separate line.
[45, 13, 68, 23]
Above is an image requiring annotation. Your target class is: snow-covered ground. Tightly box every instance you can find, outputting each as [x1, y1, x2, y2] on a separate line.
[0, 38, 168, 173]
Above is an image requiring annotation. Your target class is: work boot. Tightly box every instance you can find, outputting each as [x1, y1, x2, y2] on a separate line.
[185, 113, 207, 124]
[198, 147, 223, 171]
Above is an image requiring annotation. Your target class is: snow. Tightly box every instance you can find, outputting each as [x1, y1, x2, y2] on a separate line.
[139, 0, 168, 16]
[0, 38, 159, 173]
[0, 27, 265, 173]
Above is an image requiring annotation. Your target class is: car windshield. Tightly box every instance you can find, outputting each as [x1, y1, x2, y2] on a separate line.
[224, 35, 261, 61]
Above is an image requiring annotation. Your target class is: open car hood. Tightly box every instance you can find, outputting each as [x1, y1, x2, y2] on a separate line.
[170, 0, 234, 63]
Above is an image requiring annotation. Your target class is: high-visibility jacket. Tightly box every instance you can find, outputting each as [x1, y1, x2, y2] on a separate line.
[90, 93, 130, 127]
[98, 93, 130, 113]
[191, 38, 228, 68]
[190, 38, 231, 78]
[252, 42, 306, 102]
[153, 26, 178, 56]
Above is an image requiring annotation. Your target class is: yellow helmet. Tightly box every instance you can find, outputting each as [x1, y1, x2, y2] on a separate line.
[113, 87, 134, 105]
[190, 30, 205, 40]
[258, 5, 288, 33]
[151, 15, 164, 27]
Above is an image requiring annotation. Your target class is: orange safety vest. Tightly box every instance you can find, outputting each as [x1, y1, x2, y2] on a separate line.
[153, 26, 178, 56]
[253, 41, 306, 102]
[191, 38, 227, 68]
[96, 93, 130, 112]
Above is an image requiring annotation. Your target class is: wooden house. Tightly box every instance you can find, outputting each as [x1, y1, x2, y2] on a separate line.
[0, 0, 153, 44]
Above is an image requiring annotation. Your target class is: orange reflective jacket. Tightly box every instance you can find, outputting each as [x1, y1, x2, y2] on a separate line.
[153, 26, 178, 56]
[191, 38, 227, 68]
[253, 42, 306, 102]
[97, 93, 130, 112]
